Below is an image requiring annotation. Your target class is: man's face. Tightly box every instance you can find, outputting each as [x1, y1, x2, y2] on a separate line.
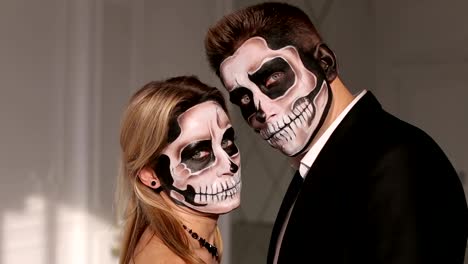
[159, 101, 241, 214]
[220, 37, 330, 156]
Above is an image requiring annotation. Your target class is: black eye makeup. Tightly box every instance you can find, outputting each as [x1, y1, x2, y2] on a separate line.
[181, 140, 214, 172]
[221, 127, 238, 156]
[248, 57, 295, 99]
[229, 87, 256, 121]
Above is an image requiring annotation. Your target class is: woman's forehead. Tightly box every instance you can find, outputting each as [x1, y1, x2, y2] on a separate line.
[177, 101, 229, 131]
[170, 101, 230, 149]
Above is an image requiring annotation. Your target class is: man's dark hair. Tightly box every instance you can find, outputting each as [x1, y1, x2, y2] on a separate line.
[205, 2, 323, 76]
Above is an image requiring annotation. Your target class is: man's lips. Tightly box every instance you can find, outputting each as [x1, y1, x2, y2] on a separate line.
[259, 97, 313, 140]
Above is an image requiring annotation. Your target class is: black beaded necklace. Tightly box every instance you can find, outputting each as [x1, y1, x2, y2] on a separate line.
[183, 224, 219, 261]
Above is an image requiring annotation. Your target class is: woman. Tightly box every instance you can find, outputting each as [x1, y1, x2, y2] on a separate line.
[116, 75, 242, 264]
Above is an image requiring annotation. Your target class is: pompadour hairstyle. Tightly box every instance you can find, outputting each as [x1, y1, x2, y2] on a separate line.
[205, 2, 323, 76]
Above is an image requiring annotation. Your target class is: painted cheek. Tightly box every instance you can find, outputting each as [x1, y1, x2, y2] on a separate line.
[166, 161, 194, 190]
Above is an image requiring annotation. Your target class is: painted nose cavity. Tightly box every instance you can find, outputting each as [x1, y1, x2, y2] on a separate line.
[249, 98, 278, 131]
[254, 101, 266, 122]
[255, 108, 266, 122]
[229, 160, 239, 173]
[216, 151, 237, 177]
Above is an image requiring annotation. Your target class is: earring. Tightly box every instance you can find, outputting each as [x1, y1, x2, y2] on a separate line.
[151, 180, 156, 187]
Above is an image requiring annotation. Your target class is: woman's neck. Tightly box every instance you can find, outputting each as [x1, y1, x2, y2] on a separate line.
[180, 213, 219, 244]
[161, 190, 219, 242]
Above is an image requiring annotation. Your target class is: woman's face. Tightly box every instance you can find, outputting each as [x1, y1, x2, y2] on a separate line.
[156, 101, 241, 214]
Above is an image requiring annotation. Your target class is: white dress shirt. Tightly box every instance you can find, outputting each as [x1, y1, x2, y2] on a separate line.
[273, 90, 367, 263]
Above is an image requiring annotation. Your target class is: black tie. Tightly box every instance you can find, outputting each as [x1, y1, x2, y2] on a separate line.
[290, 170, 304, 199]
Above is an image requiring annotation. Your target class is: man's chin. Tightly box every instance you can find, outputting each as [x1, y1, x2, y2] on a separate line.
[264, 130, 313, 157]
[268, 141, 301, 157]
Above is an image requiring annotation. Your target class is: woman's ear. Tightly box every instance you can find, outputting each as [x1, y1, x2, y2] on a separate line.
[313, 42, 338, 83]
[138, 167, 161, 189]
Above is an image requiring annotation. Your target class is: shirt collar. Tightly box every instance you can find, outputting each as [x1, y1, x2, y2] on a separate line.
[298, 89, 367, 178]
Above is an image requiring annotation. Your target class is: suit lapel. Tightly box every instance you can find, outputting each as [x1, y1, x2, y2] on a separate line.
[274, 91, 383, 262]
[267, 170, 303, 263]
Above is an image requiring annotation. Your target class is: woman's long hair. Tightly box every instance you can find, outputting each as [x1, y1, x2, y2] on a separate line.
[116, 76, 227, 264]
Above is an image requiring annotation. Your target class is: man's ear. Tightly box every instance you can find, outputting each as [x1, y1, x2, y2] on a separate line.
[138, 167, 161, 189]
[313, 43, 338, 83]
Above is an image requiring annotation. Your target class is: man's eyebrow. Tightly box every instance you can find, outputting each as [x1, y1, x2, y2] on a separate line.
[251, 57, 288, 76]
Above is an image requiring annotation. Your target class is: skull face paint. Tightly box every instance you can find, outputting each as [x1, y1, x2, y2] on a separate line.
[220, 37, 331, 157]
[159, 101, 241, 214]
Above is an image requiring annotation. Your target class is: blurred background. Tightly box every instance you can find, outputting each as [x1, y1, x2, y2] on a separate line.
[0, 0, 466, 263]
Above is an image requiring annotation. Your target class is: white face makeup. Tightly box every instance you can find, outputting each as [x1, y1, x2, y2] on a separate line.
[220, 37, 330, 156]
[159, 101, 241, 214]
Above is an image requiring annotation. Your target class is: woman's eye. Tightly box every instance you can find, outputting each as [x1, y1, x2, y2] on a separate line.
[265, 72, 284, 87]
[240, 94, 251, 105]
[192, 150, 210, 161]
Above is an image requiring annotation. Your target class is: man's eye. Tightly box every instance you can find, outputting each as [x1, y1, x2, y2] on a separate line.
[265, 72, 285, 87]
[192, 150, 211, 161]
[221, 139, 233, 149]
[240, 94, 251, 105]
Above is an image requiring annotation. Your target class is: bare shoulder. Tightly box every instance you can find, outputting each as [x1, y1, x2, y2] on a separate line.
[133, 234, 186, 264]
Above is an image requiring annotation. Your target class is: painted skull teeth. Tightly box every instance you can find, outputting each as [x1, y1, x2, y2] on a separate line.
[260, 97, 314, 145]
[194, 176, 242, 203]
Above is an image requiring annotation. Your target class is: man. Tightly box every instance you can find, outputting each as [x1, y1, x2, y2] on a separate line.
[204, 2, 467, 264]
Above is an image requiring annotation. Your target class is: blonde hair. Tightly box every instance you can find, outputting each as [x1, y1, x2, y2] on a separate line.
[116, 76, 227, 264]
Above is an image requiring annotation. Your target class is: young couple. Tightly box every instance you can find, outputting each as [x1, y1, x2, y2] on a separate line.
[116, 2, 468, 264]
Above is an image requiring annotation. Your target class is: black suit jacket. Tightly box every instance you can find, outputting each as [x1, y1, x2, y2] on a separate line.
[267, 92, 468, 264]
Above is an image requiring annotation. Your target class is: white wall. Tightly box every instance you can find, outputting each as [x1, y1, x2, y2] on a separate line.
[0, 0, 118, 262]
[0, 0, 233, 263]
